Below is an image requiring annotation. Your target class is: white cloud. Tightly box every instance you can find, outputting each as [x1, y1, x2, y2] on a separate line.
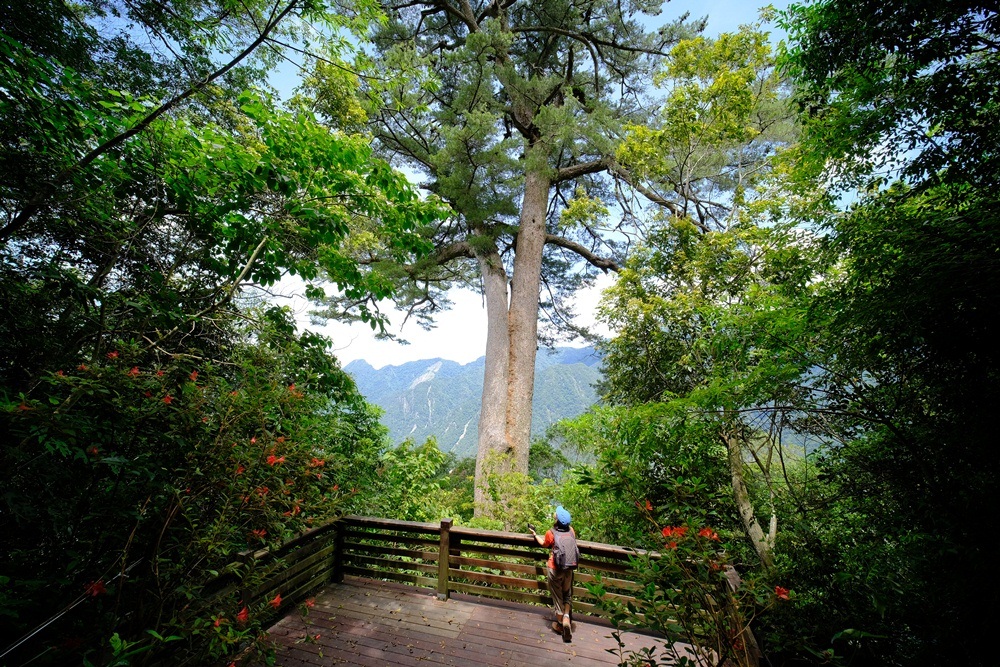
[270, 274, 616, 369]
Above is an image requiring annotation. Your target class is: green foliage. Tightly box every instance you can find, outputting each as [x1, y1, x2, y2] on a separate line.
[616, 21, 796, 228]
[0, 309, 382, 663]
[364, 438, 452, 522]
[0, 1, 442, 663]
[589, 525, 783, 667]
[303, 0, 704, 340]
[772, 2, 1000, 663]
[780, 0, 1000, 191]
[475, 450, 560, 532]
[552, 405, 738, 550]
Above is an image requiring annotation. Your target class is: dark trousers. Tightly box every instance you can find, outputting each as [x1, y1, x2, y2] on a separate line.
[547, 566, 573, 620]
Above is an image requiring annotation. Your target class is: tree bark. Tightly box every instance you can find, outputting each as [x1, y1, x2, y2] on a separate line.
[474, 248, 512, 511]
[506, 166, 550, 472]
[474, 162, 552, 518]
[722, 429, 775, 569]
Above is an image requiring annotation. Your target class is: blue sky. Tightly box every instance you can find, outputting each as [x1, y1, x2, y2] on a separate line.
[278, 0, 794, 369]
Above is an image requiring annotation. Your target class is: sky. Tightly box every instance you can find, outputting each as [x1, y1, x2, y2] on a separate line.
[273, 0, 794, 369]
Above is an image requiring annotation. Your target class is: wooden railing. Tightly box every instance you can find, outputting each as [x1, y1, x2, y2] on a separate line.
[2, 516, 655, 667]
[233, 515, 651, 619]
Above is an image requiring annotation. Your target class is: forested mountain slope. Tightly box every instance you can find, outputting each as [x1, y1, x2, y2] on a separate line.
[346, 347, 601, 458]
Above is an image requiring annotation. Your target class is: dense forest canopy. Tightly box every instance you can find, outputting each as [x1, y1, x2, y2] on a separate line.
[1, 0, 997, 665]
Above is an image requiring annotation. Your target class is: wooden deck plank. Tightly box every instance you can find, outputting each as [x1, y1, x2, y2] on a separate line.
[255, 576, 688, 667]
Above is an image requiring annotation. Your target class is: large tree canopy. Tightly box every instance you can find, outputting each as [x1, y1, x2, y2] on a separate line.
[304, 2, 794, 518]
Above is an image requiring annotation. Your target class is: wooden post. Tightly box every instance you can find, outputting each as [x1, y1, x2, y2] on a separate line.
[332, 520, 345, 584]
[437, 518, 452, 600]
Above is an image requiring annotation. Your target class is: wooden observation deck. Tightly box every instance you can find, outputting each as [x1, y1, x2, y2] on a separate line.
[224, 516, 702, 666]
[257, 575, 676, 666]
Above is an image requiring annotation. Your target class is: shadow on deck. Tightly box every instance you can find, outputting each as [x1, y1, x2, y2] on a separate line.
[258, 576, 680, 666]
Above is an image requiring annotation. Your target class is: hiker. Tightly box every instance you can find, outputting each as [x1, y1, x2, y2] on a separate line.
[530, 505, 580, 642]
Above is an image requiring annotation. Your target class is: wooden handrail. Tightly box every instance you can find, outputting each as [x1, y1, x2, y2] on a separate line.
[214, 515, 759, 666]
[219, 515, 658, 618]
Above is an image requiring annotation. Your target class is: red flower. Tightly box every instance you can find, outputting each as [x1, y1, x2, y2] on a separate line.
[667, 541, 677, 549]
[645, 499, 653, 511]
[156, 369, 164, 377]
[775, 586, 790, 600]
[55, 370, 64, 377]
[308, 457, 325, 468]
[16, 402, 31, 411]
[144, 391, 152, 398]
[698, 527, 720, 541]
[276, 436, 286, 443]
[282, 505, 301, 517]
[250, 528, 266, 539]
[256, 486, 269, 496]
[87, 446, 99, 456]
[269, 593, 282, 609]
[236, 606, 249, 624]
[250, 436, 257, 444]
[305, 598, 315, 608]
[162, 395, 173, 405]
[235, 465, 245, 475]
[85, 580, 106, 597]
[189, 370, 198, 382]
[266, 454, 286, 466]
[127, 367, 140, 377]
[106, 351, 119, 359]
[332, 484, 339, 492]
[213, 616, 226, 628]
[78, 364, 89, 371]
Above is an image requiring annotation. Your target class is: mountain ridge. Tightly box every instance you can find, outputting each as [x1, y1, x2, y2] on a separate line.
[345, 346, 602, 458]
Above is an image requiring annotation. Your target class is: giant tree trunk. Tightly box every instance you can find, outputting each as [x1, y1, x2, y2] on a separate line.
[474, 165, 551, 518]
[474, 248, 512, 511]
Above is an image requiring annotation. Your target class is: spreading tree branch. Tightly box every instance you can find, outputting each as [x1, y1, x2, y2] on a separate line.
[544, 233, 619, 272]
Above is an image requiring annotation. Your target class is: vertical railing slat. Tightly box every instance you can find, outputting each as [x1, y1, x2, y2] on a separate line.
[437, 518, 452, 600]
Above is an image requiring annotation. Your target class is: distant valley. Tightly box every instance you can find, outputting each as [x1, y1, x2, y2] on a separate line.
[344, 346, 602, 459]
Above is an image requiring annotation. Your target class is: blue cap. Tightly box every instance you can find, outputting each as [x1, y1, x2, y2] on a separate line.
[555, 506, 571, 526]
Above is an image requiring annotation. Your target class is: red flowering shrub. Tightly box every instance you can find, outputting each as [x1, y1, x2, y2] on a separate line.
[0, 310, 387, 664]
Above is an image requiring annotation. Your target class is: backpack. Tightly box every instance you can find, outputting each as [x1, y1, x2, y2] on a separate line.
[552, 529, 580, 570]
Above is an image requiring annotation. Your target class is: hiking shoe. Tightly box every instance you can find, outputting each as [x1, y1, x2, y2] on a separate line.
[561, 614, 572, 642]
[551, 622, 563, 635]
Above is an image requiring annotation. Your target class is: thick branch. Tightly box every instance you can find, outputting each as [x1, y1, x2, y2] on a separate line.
[544, 233, 619, 272]
[403, 239, 476, 275]
[554, 157, 609, 183]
